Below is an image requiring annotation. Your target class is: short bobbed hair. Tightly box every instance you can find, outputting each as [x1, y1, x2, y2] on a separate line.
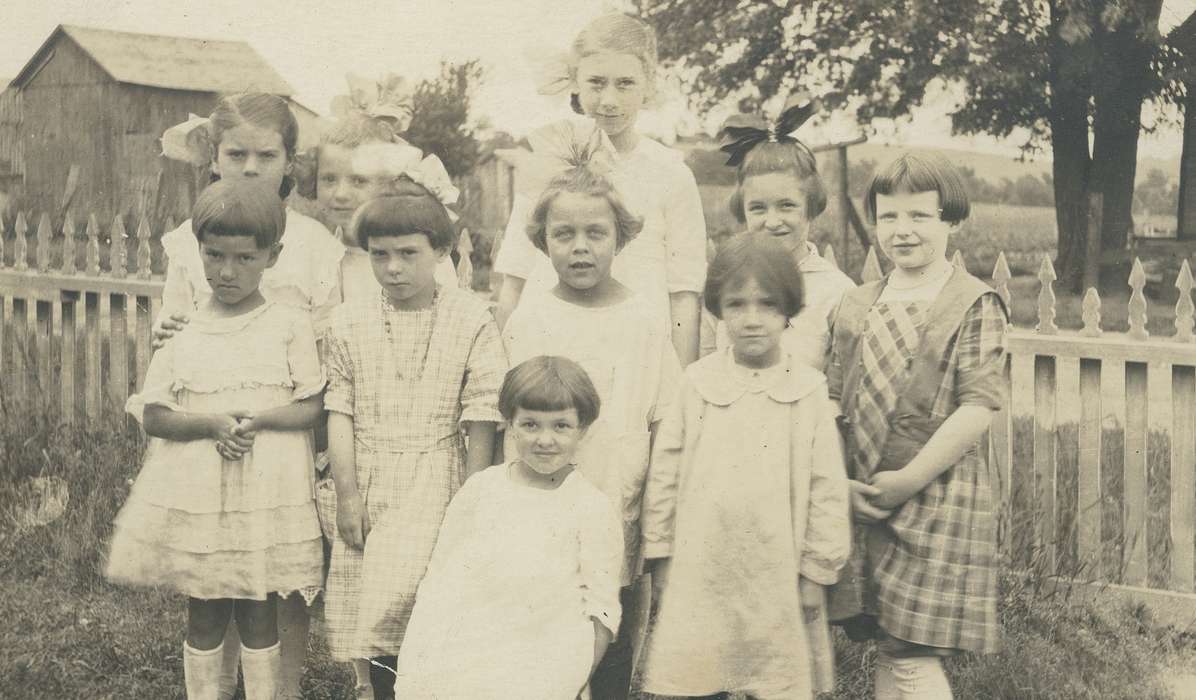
[191, 179, 287, 249]
[350, 179, 455, 252]
[703, 234, 804, 320]
[499, 356, 602, 429]
[729, 141, 827, 223]
[863, 152, 971, 225]
[526, 166, 643, 254]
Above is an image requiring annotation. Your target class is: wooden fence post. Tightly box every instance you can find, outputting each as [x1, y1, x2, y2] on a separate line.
[1085, 193, 1103, 292]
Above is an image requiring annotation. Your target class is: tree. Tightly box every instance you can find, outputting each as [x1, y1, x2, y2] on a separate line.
[405, 59, 486, 179]
[637, 0, 1188, 290]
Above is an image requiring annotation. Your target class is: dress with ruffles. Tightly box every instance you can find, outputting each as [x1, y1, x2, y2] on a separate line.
[106, 302, 326, 603]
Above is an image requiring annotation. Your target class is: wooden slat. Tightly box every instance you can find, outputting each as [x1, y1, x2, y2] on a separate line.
[1123, 362, 1149, 586]
[1010, 352, 1036, 565]
[66, 298, 81, 426]
[0, 295, 8, 396]
[109, 293, 129, 412]
[1006, 331, 1196, 366]
[1055, 356, 1081, 571]
[1101, 360, 1127, 583]
[85, 293, 102, 421]
[1172, 366, 1196, 592]
[1034, 355, 1058, 570]
[52, 299, 65, 419]
[1078, 359, 1103, 578]
[135, 296, 150, 392]
[32, 299, 47, 401]
[12, 298, 26, 399]
[1147, 363, 1173, 588]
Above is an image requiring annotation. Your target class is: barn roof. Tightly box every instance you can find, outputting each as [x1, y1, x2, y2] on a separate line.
[11, 25, 294, 95]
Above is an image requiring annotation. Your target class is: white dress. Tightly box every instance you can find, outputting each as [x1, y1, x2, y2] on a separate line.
[493, 134, 707, 327]
[503, 291, 682, 584]
[159, 208, 346, 332]
[395, 463, 623, 700]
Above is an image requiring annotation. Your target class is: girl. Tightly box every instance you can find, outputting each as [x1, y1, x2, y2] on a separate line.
[503, 129, 681, 699]
[493, 12, 707, 365]
[700, 101, 856, 371]
[642, 234, 851, 700]
[155, 91, 343, 700]
[321, 185, 507, 700]
[395, 356, 623, 699]
[826, 153, 1008, 699]
[106, 180, 326, 700]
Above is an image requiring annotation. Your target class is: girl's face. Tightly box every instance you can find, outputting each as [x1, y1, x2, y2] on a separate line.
[874, 189, 957, 273]
[315, 144, 361, 231]
[574, 51, 649, 140]
[367, 233, 447, 309]
[545, 192, 619, 292]
[742, 171, 813, 255]
[200, 234, 279, 311]
[510, 406, 585, 477]
[721, 276, 787, 369]
[211, 124, 291, 194]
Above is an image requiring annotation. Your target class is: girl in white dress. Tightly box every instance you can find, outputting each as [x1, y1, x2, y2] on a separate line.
[642, 234, 851, 700]
[493, 13, 707, 365]
[107, 180, 325, 700]
[395, 356, 623, 700]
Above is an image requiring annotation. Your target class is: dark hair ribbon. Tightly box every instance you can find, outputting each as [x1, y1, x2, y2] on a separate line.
[719, 100, 817, 167]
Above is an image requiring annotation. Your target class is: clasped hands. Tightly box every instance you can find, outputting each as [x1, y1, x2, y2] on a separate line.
[212, 409, 257, 461]
[849, 468, 923, 524]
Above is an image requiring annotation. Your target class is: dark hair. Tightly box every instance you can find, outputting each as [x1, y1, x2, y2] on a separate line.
[209, 93, 300, 199]
[498, 356, 601, 429]
[703, 234, 804, 319]
[863, 151, 970, 224]
[350, 179, 455, 251]
[191, 179, 287, 249]
[526, 166, 643, 254]
[729, 141, 827, 223]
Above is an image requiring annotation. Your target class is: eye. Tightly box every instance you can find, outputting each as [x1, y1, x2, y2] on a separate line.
[877, 213, 897, 223]
[239, 255, 256, 263]
[519, 420, 537, 430]
[319, 174, 335, 183]
[259, 151, 277, 160]
[761, 298, 778, 307]
[370, 249, 386, 258]
[350, 176, 369, 187]
[747, 204, 765, 213]
[725, 298, 743, 308]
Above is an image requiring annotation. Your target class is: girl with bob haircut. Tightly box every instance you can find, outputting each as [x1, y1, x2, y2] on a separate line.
[643, 233, 851, 699]
[396, 355, 623, 700]
[349, 179, 456, 253]
[493, 13, 707, 366]
[108, 179, 326, 700]
[827, 151, 1007, 699]
[701, 98, 855, 372]
[502, 127, 682, 699]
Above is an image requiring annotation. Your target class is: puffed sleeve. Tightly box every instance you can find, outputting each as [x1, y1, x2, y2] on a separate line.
[157, 222, 199, 323]
[491, 191, 539, 281]
[459, 316, 508, 426]
[287, 311, 326, 401]
[322, 322, 355, 417]
[953, 294, 1009, 410]
[126, 340, 181, 422]
[578, 491, 624, 637]
[799, 387, 852, 585]
[641, 378, 689, 559]
[661, 163, 707, 295]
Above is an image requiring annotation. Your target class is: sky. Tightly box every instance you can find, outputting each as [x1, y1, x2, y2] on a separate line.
[0, 0, 1192, 162]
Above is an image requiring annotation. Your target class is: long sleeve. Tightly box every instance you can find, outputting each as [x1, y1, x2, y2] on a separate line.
[641, 381, 688, 559]
[661, 164, 707, 295]
[459, 317, 508, 426]
[800, 390, 852, 585]
[578, 492, 624, 637]
[321, 323, 355, 417]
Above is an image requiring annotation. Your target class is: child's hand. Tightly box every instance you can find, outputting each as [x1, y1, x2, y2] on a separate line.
[337, 492, 371, 549]
[209, 410, 255, 460]
[868, 470, 922, 510]
[848, 480, 893, 523]
[798, 576, 825, 623]
[151, 314, 190, 350]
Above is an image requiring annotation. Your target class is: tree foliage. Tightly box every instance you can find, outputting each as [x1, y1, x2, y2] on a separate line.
[405, 59, 486, 178]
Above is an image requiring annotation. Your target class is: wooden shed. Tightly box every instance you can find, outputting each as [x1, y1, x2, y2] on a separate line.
[0, 24, 316, 229]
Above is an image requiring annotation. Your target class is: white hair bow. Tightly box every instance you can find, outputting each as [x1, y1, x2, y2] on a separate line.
[513, 116, 622, 200]
[350, 142, 461, 221]
[330, 72, 414, 134]
[160, 113, 212, 166]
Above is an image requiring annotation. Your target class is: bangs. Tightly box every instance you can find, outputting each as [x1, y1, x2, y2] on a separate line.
[499, 356, 602, 428]
[191, 180, 286, 248]
[352, 185, 455, 251]
[865, 152, 970, 224]
[704, 234, 804, 319]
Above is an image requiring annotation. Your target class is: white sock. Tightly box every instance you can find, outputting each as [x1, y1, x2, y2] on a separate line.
[240, 642, 281, 700]
[183, 642, 224, 700]
[875, 652, 953, 700]
[216, 621, 241, 700]
[277, 596, 310, 699]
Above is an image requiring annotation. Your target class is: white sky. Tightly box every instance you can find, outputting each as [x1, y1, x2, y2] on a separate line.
[0, 0, 1190, 161]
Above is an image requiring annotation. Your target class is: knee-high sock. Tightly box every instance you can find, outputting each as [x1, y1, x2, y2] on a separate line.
[240, 642, 281, 700]
[183, 642, 224, 700]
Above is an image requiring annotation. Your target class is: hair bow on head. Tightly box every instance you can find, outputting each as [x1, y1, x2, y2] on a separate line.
[524, 44, 575, 97]
[330, 72, 414, 134]
[513, 116, 622, 200]
[161, 113, 213, 166]
[350, 142, 461, 222]
[719, 93, 817, 167]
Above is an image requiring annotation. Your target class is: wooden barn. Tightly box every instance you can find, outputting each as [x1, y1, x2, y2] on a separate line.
[0, 24, 320, 230]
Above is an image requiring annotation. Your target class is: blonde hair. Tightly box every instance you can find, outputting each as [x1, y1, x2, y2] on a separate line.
[569, 14, 659, 112]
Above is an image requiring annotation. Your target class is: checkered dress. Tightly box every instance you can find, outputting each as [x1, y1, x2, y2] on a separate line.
[827, 276, 1007, 655]
[320, 287, 507, 660]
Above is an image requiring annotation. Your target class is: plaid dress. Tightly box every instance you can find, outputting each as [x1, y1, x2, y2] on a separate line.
[321, 287, 507, 660]
[826, 269, 1008, 655]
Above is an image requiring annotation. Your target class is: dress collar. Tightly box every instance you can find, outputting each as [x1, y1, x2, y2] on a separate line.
[689, 347, 825, 406]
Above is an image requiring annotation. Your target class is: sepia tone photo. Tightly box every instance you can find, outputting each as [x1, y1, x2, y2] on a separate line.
[2, 1, 1196, 698]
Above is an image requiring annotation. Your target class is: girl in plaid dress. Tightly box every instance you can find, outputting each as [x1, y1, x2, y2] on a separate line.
[826, 153, 1009, 699]
[321, 185, 507, 700]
